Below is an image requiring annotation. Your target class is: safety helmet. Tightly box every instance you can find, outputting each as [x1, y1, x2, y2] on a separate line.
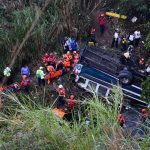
[45, 53, 49, 57]
[58, 85, 63, 89]
[22, 75, 28, 79]
[49, 53, 53, 57]
[40, 66, 43, 70]
[141, 108, 147, 113]
[70, 95, 75, 99]
[73, 51, 77, 54]
[67, 51, 70, 54]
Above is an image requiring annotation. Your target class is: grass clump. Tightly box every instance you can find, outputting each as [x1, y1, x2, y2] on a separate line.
[0, 87, 149, 150]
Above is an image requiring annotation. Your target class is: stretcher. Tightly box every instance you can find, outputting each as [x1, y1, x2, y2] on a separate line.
[52, 108, 66, 118]
[106, 12, 127, 19]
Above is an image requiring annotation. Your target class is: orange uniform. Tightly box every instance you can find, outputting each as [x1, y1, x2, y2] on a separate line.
[63, 52, 72, 68]
[45, 65, 62, 84]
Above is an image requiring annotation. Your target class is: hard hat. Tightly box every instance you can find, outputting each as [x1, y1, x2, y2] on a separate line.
[101, 13, 104, 17]
[22, 75, 28, 79]
[67, 51, 70, 54]
[73, 51, 77, 54]
[45, 53, 49, 56]
[40, 66, 43, 70]
[49, 53, 53, 56]
[58, 85, 63, 89]
[70, 95, 75, 99]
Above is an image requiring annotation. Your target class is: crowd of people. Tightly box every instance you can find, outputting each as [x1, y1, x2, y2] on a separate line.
[1, 36, 80, 113]
[1, 12, 149, 123]
[88, 13, 150, 75]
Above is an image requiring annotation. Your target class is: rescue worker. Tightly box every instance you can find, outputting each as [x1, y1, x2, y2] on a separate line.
[57, 85, 66, 108]
[72, 51, 79, 68]
[63, 37, 70, 54]
[46, 65, 55, 84]
[98, 13, 106, 35]
[48, 53, 56, 68]
[139, 57, 145, 70]
[45, 65, 62, 84]
[21, 64, 30, 77]
[56, 59, 64, 71]
[111, 29, 119, 48]
[134, 29, 141, 47]
[3, 67, 11, 77]
[63, 51, 72, 72]
[128, 33, 134, 46]
[42, 53, 50, 66]
[89, 26, 96, 45]
[141, 108, 148, 122]
[67, 95, 76, 110]
[118, 114, 125, 127]
[121, 37, 127, 51]
[36, 66, 45, 86]
[20, 75, 30, 93]
[70, 38, 78, 52]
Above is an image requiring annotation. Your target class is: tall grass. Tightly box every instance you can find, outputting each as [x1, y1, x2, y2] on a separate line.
[0, 87, 149, 150]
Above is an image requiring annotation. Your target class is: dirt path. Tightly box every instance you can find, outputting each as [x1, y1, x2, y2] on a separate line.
[90, 9, 113, 48]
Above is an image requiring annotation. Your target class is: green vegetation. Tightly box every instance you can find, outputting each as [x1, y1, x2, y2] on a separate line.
[142, 77, 150, 103]
[0, 88, 149, 150]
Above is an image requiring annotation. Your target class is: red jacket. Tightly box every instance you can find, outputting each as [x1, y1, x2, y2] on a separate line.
[118, 114, 125, 124]
[68, 99, 75, 109]
[98, 16, 106, 25]
[20, 78, 30, 87]
[58, 88, 66, 97]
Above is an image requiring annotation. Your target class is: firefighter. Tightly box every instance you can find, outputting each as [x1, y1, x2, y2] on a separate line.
[36, 66, 45, 86]
[42, 53, 50, 66]
[46, 65, 55, 84]
[139, 57, 145, 70]
[67, 95, 77, 110]
[72, 51, 79, 68]
[118, 114, 125, 127]
[20, 75, 30, 93]
[45, 65, 62, 84]
[141, 108, 148, 122]
[98, 13, 106, 35]
[56, 59, 64, 71]
[49, 53, 56, 68]
[57, 85, 66, 108]
[63, 51, 72, 72]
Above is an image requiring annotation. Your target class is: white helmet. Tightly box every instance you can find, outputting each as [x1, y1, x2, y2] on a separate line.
[58, 85, 63, 88]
